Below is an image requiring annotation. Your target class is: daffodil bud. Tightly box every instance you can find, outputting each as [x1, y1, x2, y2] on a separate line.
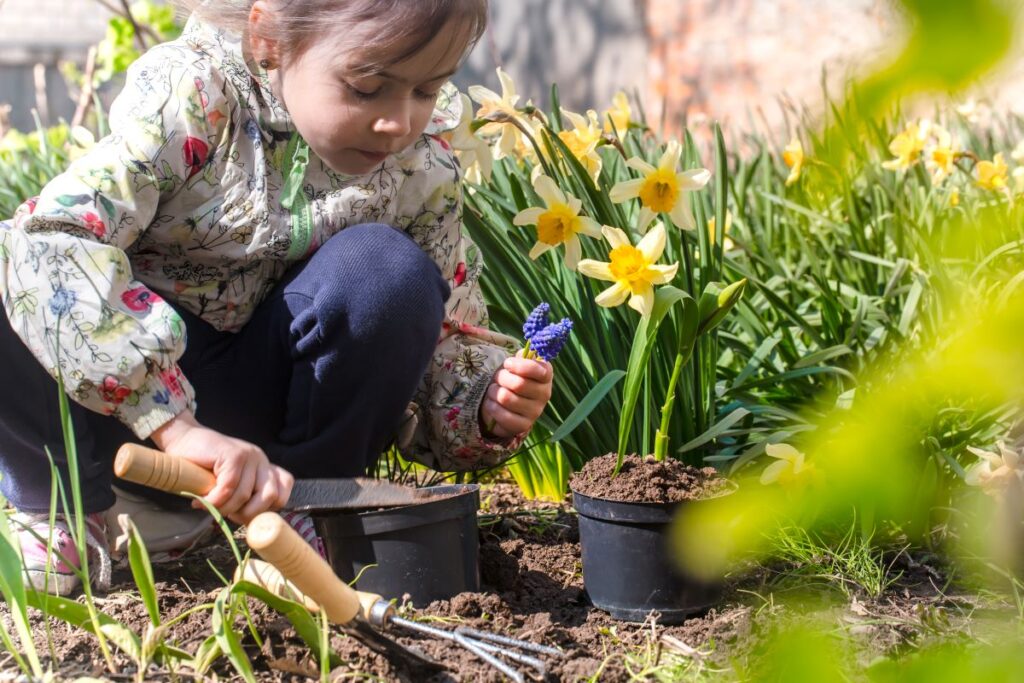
[698, 279, 748, 335]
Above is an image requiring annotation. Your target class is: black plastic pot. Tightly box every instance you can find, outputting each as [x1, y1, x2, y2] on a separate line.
[572, 488, 726, 624]
[312, 484, 480, 605]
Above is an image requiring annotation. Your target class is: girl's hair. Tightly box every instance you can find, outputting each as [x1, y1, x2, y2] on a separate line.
[174, 0, 489, 69]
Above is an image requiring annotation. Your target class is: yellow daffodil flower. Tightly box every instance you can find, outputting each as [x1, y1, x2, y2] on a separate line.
[609, 140, 711, 232]
[949, 187, 961, 207]
[551, 110, 604, 184]
[449, 94, 493, 184]
[965, 441, 1023, 498]
[708, 212, 735, 252]
[976, 153, 1009, 191]
[759, 443, 818, 488]
[924, 125, 959, 186]
[469, 67, 527, 160]
[604, 91, 632, 135]
[783, 137, 804, 187]
[882, 121, 929, 172]
[513, 174, 601, 270]
[577, 222, 679, 317]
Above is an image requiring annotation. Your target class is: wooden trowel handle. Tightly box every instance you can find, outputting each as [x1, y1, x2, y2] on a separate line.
[114, 443, 215, 496]
[247, 512, 363, 625]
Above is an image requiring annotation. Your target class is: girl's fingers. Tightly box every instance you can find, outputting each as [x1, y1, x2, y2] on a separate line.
[220, 460, 256, 520]
[503, 357, 553, 383]
[237, 464, 277, 524]
[482, 397, 533, 436]
[274, 467, 294, 510]
[201, 460, 240, 510]
[494, 368, 553, 401]
[489, 383, 545, 420]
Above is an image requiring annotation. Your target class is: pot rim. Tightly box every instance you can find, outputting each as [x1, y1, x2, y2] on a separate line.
[570, 476, 739, 506]
[312, 483, 480, 535]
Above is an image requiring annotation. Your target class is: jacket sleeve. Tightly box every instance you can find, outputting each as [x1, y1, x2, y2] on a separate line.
[392, 134, 525, 472]
[0, 46, 226, 439]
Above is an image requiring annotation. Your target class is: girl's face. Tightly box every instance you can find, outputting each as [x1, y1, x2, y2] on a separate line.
[263, 16, 471, 175]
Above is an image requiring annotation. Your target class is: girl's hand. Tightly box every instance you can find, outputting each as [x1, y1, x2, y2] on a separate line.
[480, 352, 554, 440]
[151, 411, 293, 525]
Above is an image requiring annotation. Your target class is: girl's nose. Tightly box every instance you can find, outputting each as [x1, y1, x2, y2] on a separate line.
[373, 103, 412, 139]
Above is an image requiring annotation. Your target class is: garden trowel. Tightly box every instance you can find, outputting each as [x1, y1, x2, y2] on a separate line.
[114, 443, 426, 511]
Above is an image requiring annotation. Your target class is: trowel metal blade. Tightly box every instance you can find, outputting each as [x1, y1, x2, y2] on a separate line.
[285, 478, 425, 512]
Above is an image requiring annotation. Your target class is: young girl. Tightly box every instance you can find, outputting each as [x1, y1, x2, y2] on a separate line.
[0, 0, 553, 593]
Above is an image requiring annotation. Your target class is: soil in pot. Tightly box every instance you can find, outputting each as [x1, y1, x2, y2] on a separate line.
[570, 454, 733, 624]
[570, 453, 730, 503]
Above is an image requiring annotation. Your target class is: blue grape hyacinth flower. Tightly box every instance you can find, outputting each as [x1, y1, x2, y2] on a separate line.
[522, 302, 551, 341]
[522, 302, 573, 362]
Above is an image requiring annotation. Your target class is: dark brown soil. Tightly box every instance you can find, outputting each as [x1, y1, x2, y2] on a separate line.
[570, 454, 731, 504]
[0, 483, 998, 682]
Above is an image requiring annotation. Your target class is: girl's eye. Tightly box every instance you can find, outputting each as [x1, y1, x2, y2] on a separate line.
[414, 90, 439, 102]
[344, 82, 381, 100]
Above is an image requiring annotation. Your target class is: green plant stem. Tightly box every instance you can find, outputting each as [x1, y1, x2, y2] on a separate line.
[54, 325, 117, 671]
[654, 347, 687, 461]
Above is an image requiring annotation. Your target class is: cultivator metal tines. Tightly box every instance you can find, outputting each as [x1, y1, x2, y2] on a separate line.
[365, 601, 564, 683]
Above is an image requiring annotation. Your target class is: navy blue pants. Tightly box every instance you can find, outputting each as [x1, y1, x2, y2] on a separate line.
[0, 224, 449, 513]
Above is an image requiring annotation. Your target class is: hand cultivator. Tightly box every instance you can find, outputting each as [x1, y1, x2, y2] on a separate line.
[243, 512, 564, 682]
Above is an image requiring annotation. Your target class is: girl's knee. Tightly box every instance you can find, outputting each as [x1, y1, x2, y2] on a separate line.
[304, 224, 449, 344]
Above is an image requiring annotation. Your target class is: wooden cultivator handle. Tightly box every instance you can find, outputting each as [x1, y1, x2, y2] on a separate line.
[113, 443, 215, 496]
[235, 558, 391, 624]
[247, 512, 385, 625]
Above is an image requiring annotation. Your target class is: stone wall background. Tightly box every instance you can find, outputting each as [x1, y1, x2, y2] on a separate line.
[1, 0, 1023, 136]
[0, 0, 116, 131]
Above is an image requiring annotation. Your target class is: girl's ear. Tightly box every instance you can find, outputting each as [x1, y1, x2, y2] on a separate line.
[248, 0, 282, 69]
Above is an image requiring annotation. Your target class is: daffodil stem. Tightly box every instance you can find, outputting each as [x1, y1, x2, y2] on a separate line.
[654, 347, 687, 462]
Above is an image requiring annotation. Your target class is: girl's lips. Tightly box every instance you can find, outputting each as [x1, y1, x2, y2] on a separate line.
[357, 149, 389, 164]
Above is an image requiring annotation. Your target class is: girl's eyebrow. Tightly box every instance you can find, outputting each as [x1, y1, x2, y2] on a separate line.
[376, 68, 458, 84]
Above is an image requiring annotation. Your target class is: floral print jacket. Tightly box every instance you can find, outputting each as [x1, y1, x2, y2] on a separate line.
[0, 16, 519, 472]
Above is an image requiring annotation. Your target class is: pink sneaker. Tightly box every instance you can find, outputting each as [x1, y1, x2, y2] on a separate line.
[278, 511, 326, 559]
[11, 512, 111, 596]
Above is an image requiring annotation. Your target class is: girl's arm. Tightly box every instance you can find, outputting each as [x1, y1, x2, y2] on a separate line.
[0, 44, 226, 439]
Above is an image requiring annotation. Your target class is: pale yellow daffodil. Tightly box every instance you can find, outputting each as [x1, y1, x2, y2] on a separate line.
[708, 211, 735, 251]
[783, 137, 804, 187]
[513, 174, 601, 270]
[609, 140, 711, 232]
[882, 121, 929, 172]
[1013, 167, 1024, 194]
[469, 67, 527, 160]
[760, 443, 818, 488]
[1012, 139, 1024, 163]
[577, 222, 679, 317]
[604, 91, 632, 135]
[976, 153, 1009, 191]
[449, 94, 493, 184]
[548, 110, 604, 185]
[957, 98, 989, 125]
[924, 125, 959, 186]
[965, 441, 1024, 498]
